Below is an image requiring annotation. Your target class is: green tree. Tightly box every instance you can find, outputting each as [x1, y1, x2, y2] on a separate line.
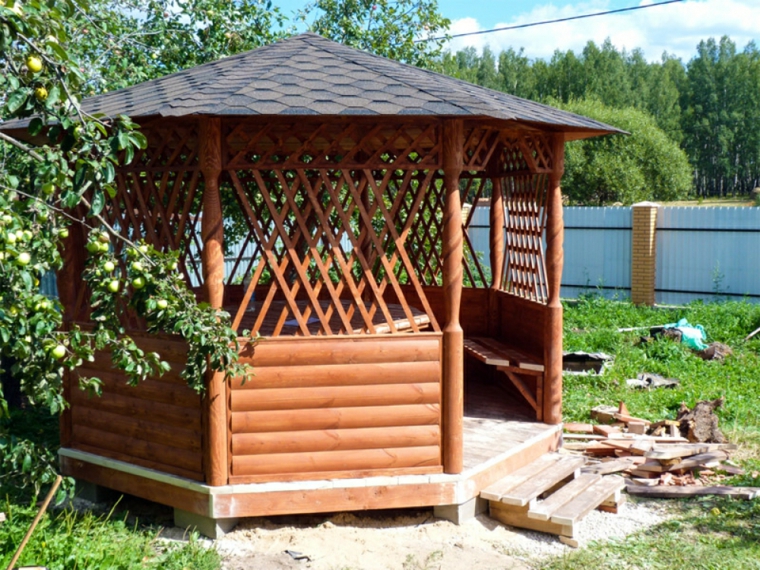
[0, 0, 248, 494]
[683, 37, 760, 196]
[301, 0, 450, 68]
[558, 99, 693, 205]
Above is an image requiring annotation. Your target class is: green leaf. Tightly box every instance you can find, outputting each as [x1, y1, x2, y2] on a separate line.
[90, 190, 105, 216]
[73, 166, 87, 191]
[6, 89, 27, 113]
[28, 117, 44, 136]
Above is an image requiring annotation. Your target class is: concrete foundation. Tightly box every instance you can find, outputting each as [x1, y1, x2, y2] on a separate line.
[75, 479, 117, 503]
[174, 508, 238, 539]
[433, 496, 488, 524]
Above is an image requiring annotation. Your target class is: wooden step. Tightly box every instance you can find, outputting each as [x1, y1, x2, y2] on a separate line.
[499, 455, 586, 507]
[481, 453, 563, 501]
[528, 472, 601, 521]
[485, 452, 627, 546]
[550, 475, 626, 526]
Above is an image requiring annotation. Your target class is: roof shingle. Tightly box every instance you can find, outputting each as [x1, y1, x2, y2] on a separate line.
[3, 33, 622, 136]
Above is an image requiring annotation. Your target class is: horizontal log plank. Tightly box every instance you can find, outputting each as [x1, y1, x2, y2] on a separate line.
[70, 388, 202, 431]
[230, 361, 441, 390]
[238, 336, 441, 368]
[227, 464, 441, 485]
[72, 443, 204, 481]
[231, 404, 441, 434]
[71, 406, 202, 453]
[231, 425, 441, 456]
[71, 425, 203, 473]
[230, 382, 440, 412]
[231, 445, 441, 476]
[76, 367, 201, 408]
[82, 355, 189, 386]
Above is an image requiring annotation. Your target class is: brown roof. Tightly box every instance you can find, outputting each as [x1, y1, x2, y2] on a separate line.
[4, 33, 621, 136]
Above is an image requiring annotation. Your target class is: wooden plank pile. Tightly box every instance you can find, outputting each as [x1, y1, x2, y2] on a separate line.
[563, 401, 758, 497]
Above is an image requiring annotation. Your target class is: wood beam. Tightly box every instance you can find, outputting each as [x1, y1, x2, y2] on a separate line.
[543, 134, 565, 425]
[442, 119, 464, 474]
[199, 117, 228, 486]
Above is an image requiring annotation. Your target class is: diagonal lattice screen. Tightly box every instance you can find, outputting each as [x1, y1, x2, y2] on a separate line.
[71, 123, 203, 323]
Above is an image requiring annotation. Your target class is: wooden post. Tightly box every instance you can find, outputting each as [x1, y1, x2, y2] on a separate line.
[200, 117, 228, 486]
[442, 119, 464, 474]
[487, 157, 505, 337]
[56, 222, 85, 448]
[543, 135, 565, 425]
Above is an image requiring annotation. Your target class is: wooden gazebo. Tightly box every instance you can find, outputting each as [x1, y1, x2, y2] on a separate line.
[24, 34, 619, 535]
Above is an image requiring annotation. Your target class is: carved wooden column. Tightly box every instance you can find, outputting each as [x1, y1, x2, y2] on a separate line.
[543, 134, 565, 425]
[442, 119, 464, 474]
[199, 117, 228, 486]
[487, 156, 505, 338]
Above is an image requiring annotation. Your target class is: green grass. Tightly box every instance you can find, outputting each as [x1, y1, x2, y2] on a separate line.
[546, 295, 760, 569]
[0, 406, 221, 570]
[0, 500, 220, 570]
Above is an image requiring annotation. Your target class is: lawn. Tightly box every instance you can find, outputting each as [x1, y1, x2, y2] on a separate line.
[545, 295, 760, 569]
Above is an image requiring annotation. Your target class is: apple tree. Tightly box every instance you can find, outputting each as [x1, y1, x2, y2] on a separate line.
[0, 0, 248, 496]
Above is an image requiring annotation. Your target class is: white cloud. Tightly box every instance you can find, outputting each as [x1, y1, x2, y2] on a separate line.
[446, 0, 760, 62]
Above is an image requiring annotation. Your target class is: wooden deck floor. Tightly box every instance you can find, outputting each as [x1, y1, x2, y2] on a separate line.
[463, 376, 550, 471]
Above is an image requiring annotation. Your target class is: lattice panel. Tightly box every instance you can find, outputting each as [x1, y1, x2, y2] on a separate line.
[226, 165, 441, 337]
[462, 127, 501, 171]
[224, 120, 441, 170]
[69, 129, 204, 323]
[127, 122, 200, 171]
[500, 174, 550, 303]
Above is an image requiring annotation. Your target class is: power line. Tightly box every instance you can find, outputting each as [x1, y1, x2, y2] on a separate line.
[418, 0, 684, 43]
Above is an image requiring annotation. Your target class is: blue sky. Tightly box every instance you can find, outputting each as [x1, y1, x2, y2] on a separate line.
[280, 1, 759, 62]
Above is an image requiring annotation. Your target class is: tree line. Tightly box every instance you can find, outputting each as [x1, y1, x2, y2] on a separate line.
[440, 36, 760, 198]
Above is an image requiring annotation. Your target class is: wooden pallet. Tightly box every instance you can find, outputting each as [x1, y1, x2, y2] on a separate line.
[483, 452, 626, 546]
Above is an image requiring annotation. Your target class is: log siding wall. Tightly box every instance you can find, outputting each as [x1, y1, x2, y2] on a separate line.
[229, 334, 443, 483]
[67, 331, 204, 481]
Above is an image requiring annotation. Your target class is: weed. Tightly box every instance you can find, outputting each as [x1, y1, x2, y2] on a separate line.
[0, 500, 220, 569]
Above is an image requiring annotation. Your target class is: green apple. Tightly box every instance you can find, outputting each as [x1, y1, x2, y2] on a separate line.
[5, 232, 16, 244]
[26, 55, 43, 73]
[103, 261, 116, 272]
[107, 279, 120, 293]
[51, 344, 66, 359]
[86, 241, 100, 253]
[16, 252, 31, 266]
[58, 228, 69, 239]
[131, 261, 143, 271]
[42, 182, 56, 196]
[131, 276, 146, 290]
[156, 299, 168, 310]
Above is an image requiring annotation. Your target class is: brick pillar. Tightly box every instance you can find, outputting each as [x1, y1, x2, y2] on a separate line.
[631, 202, 659, 306]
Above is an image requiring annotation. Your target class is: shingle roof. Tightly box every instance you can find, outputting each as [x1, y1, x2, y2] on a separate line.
[4, 34, 621, 136]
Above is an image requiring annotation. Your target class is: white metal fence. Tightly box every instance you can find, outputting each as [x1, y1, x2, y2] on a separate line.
[41, 206, 760, 305]
[467, 205, 760, 305]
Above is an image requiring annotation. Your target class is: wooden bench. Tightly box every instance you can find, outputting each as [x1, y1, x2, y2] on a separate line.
[464, 337, 544, 420]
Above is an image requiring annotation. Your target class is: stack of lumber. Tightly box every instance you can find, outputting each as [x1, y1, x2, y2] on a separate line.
[563, 402, 757, 498]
